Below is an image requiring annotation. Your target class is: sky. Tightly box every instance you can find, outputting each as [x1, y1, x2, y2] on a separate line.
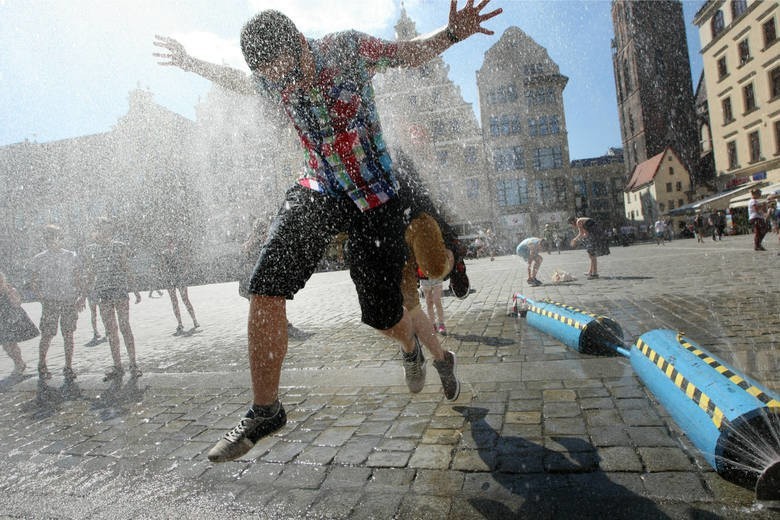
[0, 0, 704, 160]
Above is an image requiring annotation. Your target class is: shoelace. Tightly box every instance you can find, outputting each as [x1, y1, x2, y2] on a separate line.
[224, 417, 254, 442]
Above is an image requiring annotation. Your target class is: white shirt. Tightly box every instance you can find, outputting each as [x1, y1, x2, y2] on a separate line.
[28, 248, 80, 301]
[748, 197, 765, 221]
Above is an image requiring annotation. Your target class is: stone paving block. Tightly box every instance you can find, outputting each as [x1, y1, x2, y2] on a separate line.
[412, 469, 466, 496]
[620, 407, 665, 427]
[596, 446, 644, 472]
[452, 448, 494, 471]
[296, 445, 338, 465]
[398, 493, 452, 520]
[543, 402, 581, 418]
[638, 446, 695, 472]
[588, 425, 632, 447]
[580, 397, 615, 410]
[312, 426, 357, 447]
[308, 489, 363, 518]
[626, 426, 679, 447]
[366, 450, 412, 468]
[320, 465, 371, 490]
[237, 461, 285, 486]
[421, 427, 460, 445]
[408, 444, 454, 470]
[584, 408, 622, 427]
[641, 471, 711, 502]
[365, 467, 415, 492]
[349, 492, 404, 518]
[543, 389, 577, 402]
[543, 417, 587, 435]
[274, 464, 328, 489]
[263, 488, 320, 519]
[260, 440, 306, 464]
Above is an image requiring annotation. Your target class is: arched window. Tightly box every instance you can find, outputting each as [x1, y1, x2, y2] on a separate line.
[711, 10, 725, 38]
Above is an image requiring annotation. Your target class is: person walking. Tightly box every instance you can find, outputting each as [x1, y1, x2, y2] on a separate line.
[568, 216, 610, 279]
[747, 188, 768, 251]
[0, 271, 39, 377]
[653, 218, 666, 246]
[155, 2, 501, 462]
[26, 225, 85, 383]
[158, 234, 199, 336]
[83, 218, 142, 381]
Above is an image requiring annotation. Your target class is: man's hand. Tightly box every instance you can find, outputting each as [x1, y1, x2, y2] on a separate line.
[153, 35, 191, 70]
[447, 0, 503, 42]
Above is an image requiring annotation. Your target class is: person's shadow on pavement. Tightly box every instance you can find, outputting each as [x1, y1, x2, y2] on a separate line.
[453, 406, 671, 519]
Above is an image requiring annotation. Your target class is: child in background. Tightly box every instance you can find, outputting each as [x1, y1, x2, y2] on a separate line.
[0, 271, 39, 376]
[516, 237, 545, 286]
[418, 266, 447, 335]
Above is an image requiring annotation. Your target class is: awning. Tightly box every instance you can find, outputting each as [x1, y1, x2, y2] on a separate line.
[667, 181, 764, 216]
[728, 182, 780, 208]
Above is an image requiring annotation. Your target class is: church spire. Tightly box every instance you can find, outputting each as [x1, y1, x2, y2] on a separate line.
[395, 2, 418, 41]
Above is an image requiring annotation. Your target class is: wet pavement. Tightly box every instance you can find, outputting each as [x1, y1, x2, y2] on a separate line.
[1, 234, 778, 519]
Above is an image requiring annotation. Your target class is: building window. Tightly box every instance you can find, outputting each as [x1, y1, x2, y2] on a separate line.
[717, 56, 728, 80]
[554, 177, 567, 203]
[731, 0, 747, 19]
[668, 200, 675, 210]
[727, 140, 738, 169]
[770, 66, 780, 99]
[743, 83, 757, 112]
[432, 120, 445, 139]
[493, 146, 525, 171]
[669, 167, 674, 175]
[676, 181, 682, 192]
[764, 18, 778, 47]
[496, 178, 528, 207]
[464, 146, 478, 164]
[489, 116, 500, 137]
[666, 182, 673, 192]
[722, 97, 734, 124]
[748, 131, 761, 163]
[711, 10, 725, 38]
[774, 120, 780, 154]
[738, 38, 751, 66]
[533, 146, 563, 170]
[466, 178, 479, 200]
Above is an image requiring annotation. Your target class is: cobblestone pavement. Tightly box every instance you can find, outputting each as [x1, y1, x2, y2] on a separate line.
[1, 234, 778, 519]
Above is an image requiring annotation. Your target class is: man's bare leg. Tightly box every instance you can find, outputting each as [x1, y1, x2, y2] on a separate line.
[248, 295, 288, 406]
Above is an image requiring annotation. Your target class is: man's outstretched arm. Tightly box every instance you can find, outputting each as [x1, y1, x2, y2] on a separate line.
[153, 35, 255, 95]
[396, 0, 502, 67]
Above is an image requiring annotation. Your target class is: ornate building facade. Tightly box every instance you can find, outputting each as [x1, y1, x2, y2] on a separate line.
[693, 0, 780, 189]
[374, 7, 493, 239]
[477, 26, 576, 244]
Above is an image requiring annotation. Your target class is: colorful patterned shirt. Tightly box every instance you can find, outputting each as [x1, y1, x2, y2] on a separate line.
[255, 31, 401, 211]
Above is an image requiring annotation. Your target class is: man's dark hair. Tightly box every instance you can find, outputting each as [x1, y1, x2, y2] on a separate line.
[241, 10, 301, 71]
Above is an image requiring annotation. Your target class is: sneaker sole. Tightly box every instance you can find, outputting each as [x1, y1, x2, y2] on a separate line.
[207, 437, 255, 463]
[444, 353, 460, 401]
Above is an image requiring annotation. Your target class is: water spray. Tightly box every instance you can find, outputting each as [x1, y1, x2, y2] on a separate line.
[514, 295, 780, 501]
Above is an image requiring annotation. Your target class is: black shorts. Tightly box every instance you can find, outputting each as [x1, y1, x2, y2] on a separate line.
[248, 184, 408, 330]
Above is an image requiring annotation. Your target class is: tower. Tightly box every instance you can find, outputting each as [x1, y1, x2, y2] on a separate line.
[611, 0, 701, 186]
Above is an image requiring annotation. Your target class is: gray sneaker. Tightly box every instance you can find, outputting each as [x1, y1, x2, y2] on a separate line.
[402, 336, 427, 393]
[207, 402, 287, 463]
[433, 350, 460, 401]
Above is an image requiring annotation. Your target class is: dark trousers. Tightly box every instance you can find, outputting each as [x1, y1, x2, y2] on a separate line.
[750, 218, 768, 249]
